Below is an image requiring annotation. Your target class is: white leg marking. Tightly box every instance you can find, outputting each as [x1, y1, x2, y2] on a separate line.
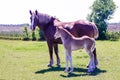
[67, 49, 73, 73]
[88, 52, 96, 72]
[64, 50, 69, 72]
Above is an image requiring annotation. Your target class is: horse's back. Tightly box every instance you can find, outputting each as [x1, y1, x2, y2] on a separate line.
[67, 20, 98, 38]
[54, 19, 99, 39]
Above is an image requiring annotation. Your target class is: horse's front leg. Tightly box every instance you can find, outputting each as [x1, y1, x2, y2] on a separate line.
[47, 42, 54, 67]
[54, 43, 60, 66]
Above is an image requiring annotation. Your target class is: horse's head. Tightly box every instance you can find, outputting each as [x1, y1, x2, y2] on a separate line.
[29, 10, 39, 31]
[30, 10, 53, 31]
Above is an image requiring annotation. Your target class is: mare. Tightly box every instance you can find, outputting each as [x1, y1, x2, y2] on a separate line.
[54, 26, 96, 73]
[29, 10, 99, 67]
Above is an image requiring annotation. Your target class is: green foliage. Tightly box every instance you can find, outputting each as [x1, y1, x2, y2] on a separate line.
[106, 31, 120, 41]
[36, 27, 45, 41]
[0, 26, 45, 41]
[31, 31, 36, 41]
[23, 26, 30, 40]
[0, 31, 23, 40]
[87, 0, 116, 40]
[39, 30, 45, 40]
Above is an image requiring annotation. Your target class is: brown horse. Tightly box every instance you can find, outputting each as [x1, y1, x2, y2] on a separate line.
[29, 10, 99, 67]
[54, 26, 96, 73]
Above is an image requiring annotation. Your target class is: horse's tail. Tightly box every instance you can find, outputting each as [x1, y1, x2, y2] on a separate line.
[92, 23, 99, 39]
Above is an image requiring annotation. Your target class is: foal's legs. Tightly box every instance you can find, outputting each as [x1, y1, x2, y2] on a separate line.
[87, 50, 96, 72]
[64, 49, 73, 73]
[64, 51, 69, 72]
[54, 43, 60, 66]
[68, 51, 74, 73]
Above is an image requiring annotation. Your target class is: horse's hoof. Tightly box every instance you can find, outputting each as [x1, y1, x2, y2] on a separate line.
[64, 69, 68, 73]
[87, 68, 95, 73]
[69, 70, 73, 73]
[64, 70, 68, 73]
[69, 68, 73, 73]
[87, 65, 89, 68]
[87, 70, 93, 73]
[95, 66, 98, 69]
[56, 64, 61, 67]
[47, 64, 52, 67]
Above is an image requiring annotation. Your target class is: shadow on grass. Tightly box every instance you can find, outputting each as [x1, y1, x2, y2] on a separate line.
[35, 66, 64, 74]
[35, 66, 106, 77]
[60, 68, 106, 78]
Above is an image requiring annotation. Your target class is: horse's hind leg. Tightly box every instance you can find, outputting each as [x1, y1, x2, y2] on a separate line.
[86, 48, 96, 72]
[54, 43, 60, 66]
[87, 48, 98, 68]
[88, 52, 96, 72]
[93, 48, 98, 67]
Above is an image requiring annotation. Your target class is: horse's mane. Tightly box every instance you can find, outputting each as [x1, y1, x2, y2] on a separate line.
[37, 12, 60, 27]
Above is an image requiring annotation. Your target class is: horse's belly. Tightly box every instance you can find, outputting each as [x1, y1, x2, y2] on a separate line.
[71, 44, 83, 51]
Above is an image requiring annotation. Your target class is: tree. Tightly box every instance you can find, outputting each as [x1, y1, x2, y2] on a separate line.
[87, 0, 116, 40]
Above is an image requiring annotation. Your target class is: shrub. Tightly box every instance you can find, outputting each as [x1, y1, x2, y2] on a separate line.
[36, 27, 45, 41]
[31, 31, 36, 41]
[22, 26, 30, 41]
[106, 32, 120, 41]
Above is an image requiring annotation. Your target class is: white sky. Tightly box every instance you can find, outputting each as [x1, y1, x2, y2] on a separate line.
[0, 0, 120, 24]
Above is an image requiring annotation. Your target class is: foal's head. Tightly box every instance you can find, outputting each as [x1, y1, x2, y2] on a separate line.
[29, 10, 52, 31]
[54, 26, 73, 39]
[54, 26, 62, 39]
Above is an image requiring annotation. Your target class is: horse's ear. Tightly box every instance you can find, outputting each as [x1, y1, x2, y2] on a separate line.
[35, 10, 38, 15]
[29, 10, 32, 15]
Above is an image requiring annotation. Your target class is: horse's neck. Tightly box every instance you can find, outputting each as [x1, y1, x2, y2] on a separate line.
[37, 18, 54, 31]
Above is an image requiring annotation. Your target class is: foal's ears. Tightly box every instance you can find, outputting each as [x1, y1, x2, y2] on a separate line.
[29, 10, 32, 15]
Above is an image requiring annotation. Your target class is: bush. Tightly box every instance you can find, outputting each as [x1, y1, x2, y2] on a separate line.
[22, 26, 30, 41]
[36, 27, 45, 41]
[106, 32, 120, 41]
[31, 31, 36, 41]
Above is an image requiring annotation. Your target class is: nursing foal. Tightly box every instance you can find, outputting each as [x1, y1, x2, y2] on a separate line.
[54, 26, 96, 73]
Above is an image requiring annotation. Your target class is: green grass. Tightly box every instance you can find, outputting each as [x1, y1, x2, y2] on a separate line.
[0, 40, 120, 80]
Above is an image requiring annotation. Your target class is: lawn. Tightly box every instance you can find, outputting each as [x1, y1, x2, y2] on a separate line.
[0, 39, 120, 80]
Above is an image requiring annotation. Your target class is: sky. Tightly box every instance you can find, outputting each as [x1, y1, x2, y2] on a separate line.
[0, 0, 120, 24]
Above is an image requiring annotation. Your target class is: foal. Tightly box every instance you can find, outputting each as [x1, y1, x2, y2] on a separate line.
[54, 26, 96, 73]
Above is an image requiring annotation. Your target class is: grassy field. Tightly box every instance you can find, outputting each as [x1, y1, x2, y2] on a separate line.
[0, 39, 120, 80]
